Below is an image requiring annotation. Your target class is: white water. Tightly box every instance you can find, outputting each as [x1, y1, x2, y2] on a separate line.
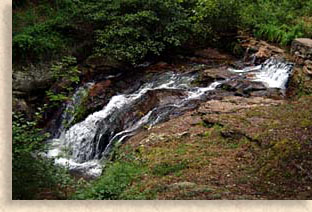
[55, 83, 94, 137]
[46, 58, 293, 178]
[229, 58, 293, 89]
[46, 72, 221, 178]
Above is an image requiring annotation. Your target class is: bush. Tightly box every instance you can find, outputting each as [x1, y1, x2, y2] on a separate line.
[81, 0, 195, 64]
[13, 0, 80, 63]
[241, 0, 312, 45]
[192, 0, 241, 38]
[12, 112, 74, 199]
[73, 161, 146, 200]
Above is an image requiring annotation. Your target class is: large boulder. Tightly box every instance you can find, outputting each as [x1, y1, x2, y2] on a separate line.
[195, 66, 235, 87]
[237, 36, 286, 64]
[13, 64, 54, 96]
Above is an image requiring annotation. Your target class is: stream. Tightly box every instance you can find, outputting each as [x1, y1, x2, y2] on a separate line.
[46, 57, 293, 178]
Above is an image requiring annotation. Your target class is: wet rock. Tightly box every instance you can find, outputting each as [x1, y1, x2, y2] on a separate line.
[303, 60, 312, 75]
[221, 80, 267, 96]
[287, 66, 312, 97]
[86, 80, 114, 113]
[196, 67, 235, 87]
[249, 88, 283, 99]
[145, 62, 171, 73]
[89, 80, 112, 97]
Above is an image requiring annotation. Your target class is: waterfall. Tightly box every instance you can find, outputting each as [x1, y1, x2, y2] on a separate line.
[229, 58, 294, 89]
[46, 58, 293, 178]
[55, 82, 94, 137]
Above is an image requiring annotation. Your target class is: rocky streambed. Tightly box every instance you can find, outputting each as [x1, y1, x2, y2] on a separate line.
[44, 48, 294, 179]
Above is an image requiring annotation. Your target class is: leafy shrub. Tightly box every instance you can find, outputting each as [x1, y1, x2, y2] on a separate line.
[12, 112, 74, 199]
[241, 0, 312, 45]
[254, 23, 305, 46]
[192, 0, 241, 39]
[73, 161, 146, 200]
[13, 20, 69, 63]
[81, 0, 195, 64]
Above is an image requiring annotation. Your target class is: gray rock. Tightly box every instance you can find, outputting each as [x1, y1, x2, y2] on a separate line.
[291, 38, 312, 64]
[13, 64, 54, 95]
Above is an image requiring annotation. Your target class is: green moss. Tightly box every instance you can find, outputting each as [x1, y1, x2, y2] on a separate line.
[151, 161, 188, 176]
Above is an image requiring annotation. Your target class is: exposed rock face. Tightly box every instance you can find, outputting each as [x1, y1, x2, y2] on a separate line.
[188, 48, 235, 65]
[198, 96, 283, 115]
[12, 97, 32, 118]
[291, 38, 312, 64]
[85, 55, 124, 72]
[196, 67, 235, 87]
[291, 38, 312, 75]
[237, 36, 286, 64]
[194, 48, 235, 61]
[13, 65, 54, 96]
[287, 38, 312, 96]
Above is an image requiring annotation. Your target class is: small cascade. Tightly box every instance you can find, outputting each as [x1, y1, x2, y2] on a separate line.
[55, 83, 94, 137]
[46, 72, 220, 178]
[229, 58, 294, 89]
[46, 57, 293, 178]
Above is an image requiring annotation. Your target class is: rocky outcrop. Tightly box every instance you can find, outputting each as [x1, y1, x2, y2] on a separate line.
[85, 55, 125, 74]
[188, 48, 235, 65]
[13, 64, 54, 96]
[237, 36, 286, 64]
[291, 38, 312, 64]
[287, 38, 312, 96]
[291, 38, 312, 76]
[196, 67, 235, 87]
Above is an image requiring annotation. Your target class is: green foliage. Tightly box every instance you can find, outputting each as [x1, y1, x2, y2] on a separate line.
[84, 0, 243, 64]
[151, 161, 187, 176]
[241, 0, 312, 45]
[84, 0, 195, 64]
[13, 0, 80, 63]
[13, 0, 312, 66]
[72, 144, 147, 200]
[13, 22, 67, 62]
[12, 111, 74, 199]
[192, 0, 241, 40]
[46, 91, 69, 102]
[51, 56, 80, 83]
[46, 56, 80, 105]
[73, 161, 146, 200]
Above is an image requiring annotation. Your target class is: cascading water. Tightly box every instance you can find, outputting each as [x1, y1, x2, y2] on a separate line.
[229, 58, 294, 89]
[46, 57, 293, 178]
[54, 82, 94, 138]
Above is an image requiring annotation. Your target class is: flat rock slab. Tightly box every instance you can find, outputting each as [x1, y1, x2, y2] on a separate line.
[198, 96, 283, 114]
